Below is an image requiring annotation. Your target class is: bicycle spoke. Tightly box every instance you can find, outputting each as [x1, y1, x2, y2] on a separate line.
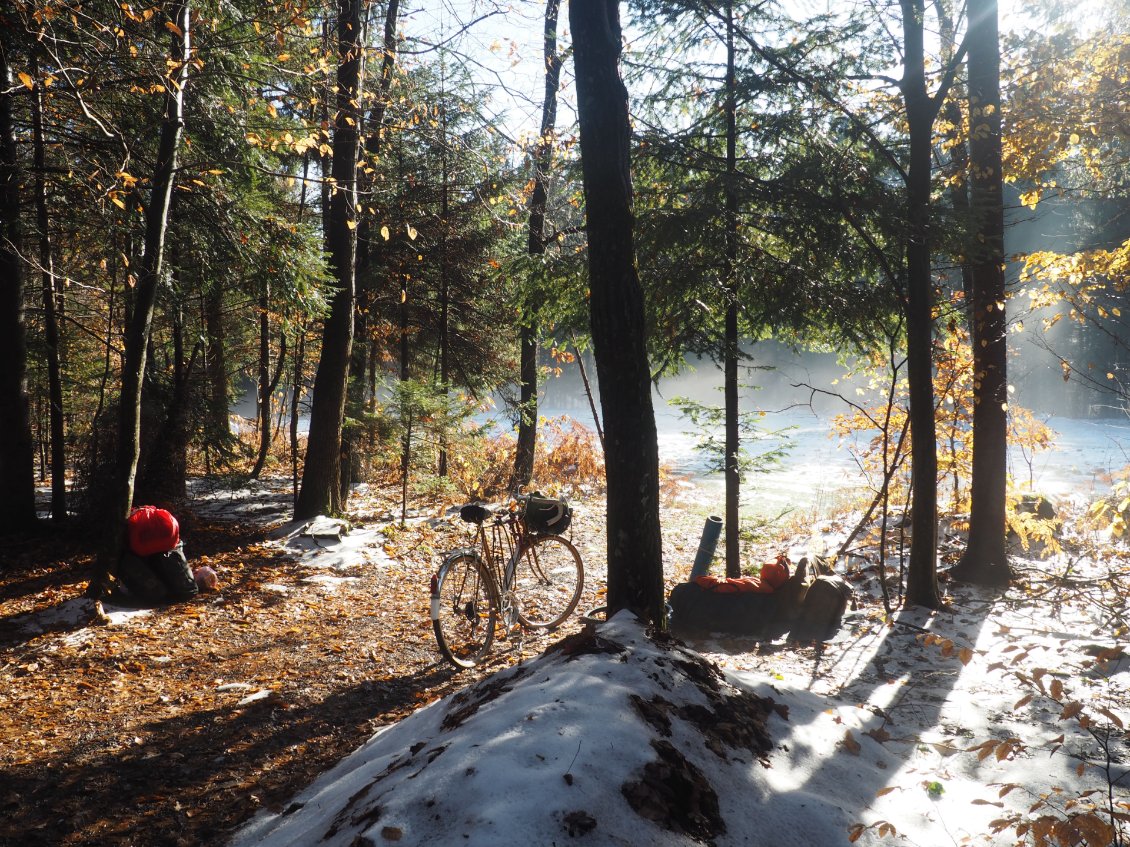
[513, 535, 584, 629]
[432, 555, 497, 668]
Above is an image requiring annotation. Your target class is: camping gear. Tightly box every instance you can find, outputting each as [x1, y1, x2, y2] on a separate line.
[669, 580, 778, 638]
[116, 541, 197, 604]
[194, 566, 219, 592]
[127, 506, 180, 557]
[116, 551, 171, 604]
[522, 495, 572, 535]
[759, 555, 791, 589]
[689, 515, 723, 579]
[150, 542, 198, 601]
[791, 575, 852, 641]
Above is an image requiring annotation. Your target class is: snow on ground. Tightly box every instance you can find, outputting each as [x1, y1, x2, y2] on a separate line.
[15, 477, 1128, 846]
[228, 532, 1130, 847]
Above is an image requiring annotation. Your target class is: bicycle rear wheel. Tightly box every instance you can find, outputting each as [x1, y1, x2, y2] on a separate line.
[513, 534, 584, 629]
[432, 554, 497, 668]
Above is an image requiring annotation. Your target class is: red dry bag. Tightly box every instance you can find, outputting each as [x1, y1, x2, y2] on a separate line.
[127, 506, 180, 557]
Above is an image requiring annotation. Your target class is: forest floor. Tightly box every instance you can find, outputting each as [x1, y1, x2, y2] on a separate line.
[0, 475, 710, 847]
[1, 475, 1128, 846]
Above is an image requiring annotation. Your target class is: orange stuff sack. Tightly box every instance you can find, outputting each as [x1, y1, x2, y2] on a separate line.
[759, 555, 791, 589]
[127, 506, 180, 557]
[693, 575, 774, 594]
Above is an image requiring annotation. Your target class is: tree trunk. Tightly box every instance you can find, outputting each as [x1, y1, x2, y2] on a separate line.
[251, 286, 286, 479]
[953, 0, 1010, 586]
[32, 49, 67, 522]
[295, 0, 364, 520]
[137, 291, 195, 503]
[0, 31, 38, 535]
[512, 0, 562, 492]
[342, 0, 399, 498]
[512, 326, 538, 488]
[89, 2, 191, 592]
[437, 99, 450, 479]
[571, 0, 665, 625]
[203, 287, 230, 440]
[723, 0, 741, 578]
[900, 0, 941, 609]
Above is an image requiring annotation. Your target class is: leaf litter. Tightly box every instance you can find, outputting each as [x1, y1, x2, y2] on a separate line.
[1, 476, 1128, 846]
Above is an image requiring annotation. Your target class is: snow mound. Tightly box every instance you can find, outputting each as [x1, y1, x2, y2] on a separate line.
[229, 613, 820, 847]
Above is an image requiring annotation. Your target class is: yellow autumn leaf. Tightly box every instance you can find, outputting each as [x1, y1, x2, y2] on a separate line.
[380, 225, 390, 240]
[18, 72, 35, 90]
[165, 20, 184, 37]
[346, 220, 357, 230]
[406, 224, 418, 240]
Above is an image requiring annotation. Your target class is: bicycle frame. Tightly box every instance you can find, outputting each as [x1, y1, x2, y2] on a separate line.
[474, 510, 530, 599]
[431, 498, 584, 668]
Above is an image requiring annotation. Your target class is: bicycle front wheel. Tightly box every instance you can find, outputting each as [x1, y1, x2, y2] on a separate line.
[432, 554, 497, 669]
[513, 534, 584, 629]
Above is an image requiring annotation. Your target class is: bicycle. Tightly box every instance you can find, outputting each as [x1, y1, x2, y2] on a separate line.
[429, 495, 585, 669]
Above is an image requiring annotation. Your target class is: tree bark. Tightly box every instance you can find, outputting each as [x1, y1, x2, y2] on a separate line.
[251, 284, 287, 480]
[953, 0, 1010, 586]
[295, 0, 364, 520]
[900, 0, 941, 609]
[512, 0, 562, 492]
[342, 0, 398, 497]
[571, 0, 665, 624]
[723, 0, 741, 578]
[203, 287, 230, 440]
[31, 48, 66, 522]
[89, 2, 191, 592]
[0, 29, 38, 534]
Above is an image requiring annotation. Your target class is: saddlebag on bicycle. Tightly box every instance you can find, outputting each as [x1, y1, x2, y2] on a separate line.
[523, 496, 572, 535]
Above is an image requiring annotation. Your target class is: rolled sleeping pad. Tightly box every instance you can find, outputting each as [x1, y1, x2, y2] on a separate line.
[689, 515, 724, 580]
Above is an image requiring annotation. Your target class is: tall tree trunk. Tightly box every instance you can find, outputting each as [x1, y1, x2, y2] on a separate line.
[295, 0, 364, 520]
[437, 93, 450, 479]
[900, 0, 941, 609]
[137, 287, 196, 503]
[953, 0, 1010, 586]
[203, 287, 229, 440]
[342, 0, 398, 498]
[571, 0, 664, 625]
[89, 3, 191, 593]
[937, 2, 975, 320]
[0, 30, 38, 534]
[32, 48, 66, 522]
[512, 0, 562, 491]
[251, 288, 287, 480]
[723, 0, 741, 578]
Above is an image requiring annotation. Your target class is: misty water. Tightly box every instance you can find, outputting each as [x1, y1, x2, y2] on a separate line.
[530, 346, 1130, 519]
[253, 346, 1129, 518]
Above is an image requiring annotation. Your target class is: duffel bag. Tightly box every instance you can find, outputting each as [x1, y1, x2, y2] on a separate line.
[668, 581, 778, 638]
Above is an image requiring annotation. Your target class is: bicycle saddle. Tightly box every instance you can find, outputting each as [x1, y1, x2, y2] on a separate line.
[459, 503, 492, 524]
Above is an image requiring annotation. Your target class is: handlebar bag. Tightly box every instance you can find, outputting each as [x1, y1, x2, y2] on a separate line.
[523, 496, 572, 535]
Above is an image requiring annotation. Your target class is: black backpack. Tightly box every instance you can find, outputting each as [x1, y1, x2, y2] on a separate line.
[115, 542, 197, 604]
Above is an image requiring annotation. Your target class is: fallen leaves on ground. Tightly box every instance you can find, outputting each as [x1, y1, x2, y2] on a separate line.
[0, 482, 617, 847]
